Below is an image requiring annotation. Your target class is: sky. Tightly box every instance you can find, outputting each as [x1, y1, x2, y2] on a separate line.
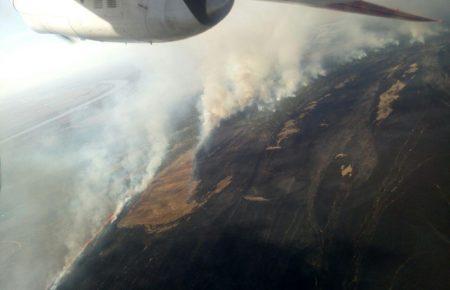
[0, 1, 449, 290]
[0, 0, 69, 93]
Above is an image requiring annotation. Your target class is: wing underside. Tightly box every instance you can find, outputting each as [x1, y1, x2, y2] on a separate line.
[261, 0, 438, 22]
[324, 1, 437, 22]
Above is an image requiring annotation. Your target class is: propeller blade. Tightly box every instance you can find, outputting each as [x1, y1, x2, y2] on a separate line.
[57, 34, 76, 43]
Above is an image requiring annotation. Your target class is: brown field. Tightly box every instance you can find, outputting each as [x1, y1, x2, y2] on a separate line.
[119, 150, 199, 230]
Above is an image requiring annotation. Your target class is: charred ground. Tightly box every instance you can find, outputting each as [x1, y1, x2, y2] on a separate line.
[58, 34, 450, 290]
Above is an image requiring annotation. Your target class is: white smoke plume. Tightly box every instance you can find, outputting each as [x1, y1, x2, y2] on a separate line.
[0, 40, 200, 290]
[192, 0, 448, 137]
[0, 1, 448, 290]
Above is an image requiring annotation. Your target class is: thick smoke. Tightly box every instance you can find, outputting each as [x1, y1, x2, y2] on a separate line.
[0, 1, 448, 290]
[192, 0, 448, 137]
[0, 42, 200, 290]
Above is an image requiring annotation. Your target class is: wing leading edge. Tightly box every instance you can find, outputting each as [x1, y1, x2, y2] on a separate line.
[324, 1, 438, 22]
[260, 0, 439, 22]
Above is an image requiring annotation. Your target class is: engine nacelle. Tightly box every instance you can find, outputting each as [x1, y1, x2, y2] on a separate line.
[12, 0, 234, 42]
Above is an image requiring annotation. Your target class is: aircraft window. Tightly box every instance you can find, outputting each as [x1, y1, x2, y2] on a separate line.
[94, 0, 103, 9]
[107, 0, 118, 8]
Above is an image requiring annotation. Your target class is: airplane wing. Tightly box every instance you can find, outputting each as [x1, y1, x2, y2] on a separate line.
[260, 0, 439, 22]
